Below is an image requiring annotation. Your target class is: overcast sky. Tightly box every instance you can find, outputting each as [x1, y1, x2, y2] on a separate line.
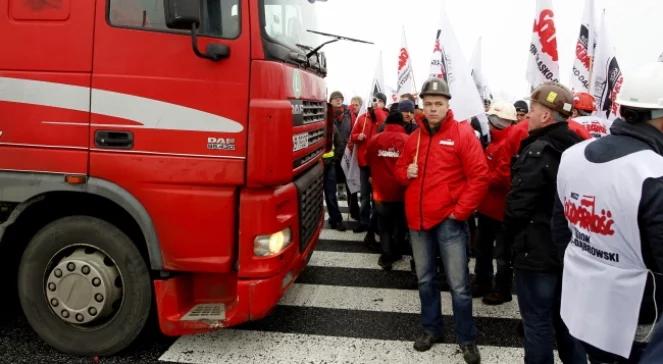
[314, 0, 663, 103]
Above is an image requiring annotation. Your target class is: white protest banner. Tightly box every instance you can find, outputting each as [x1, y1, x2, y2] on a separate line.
[526, 0, 560, 89]
[591, 10, 623, 120]
[397, 28, 417, 97]
[571, 0, 597, 92]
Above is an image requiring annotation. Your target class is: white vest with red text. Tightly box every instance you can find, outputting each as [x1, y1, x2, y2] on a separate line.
[557, 139, 663, 358]
[572, 115, 613, 138]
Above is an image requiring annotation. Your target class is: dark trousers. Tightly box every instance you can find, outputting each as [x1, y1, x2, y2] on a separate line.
[581, 340, 646, 364]
[323, 159, 342, 225]
[375, 201, 405, 257]
[516, 270, 586, 364]
[335, 164, 360, 218]
[475, 214, 512, 294]
[359, 166, 372, 226]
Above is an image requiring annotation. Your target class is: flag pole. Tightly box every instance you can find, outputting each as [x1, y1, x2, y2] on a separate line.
[414, 129, 421, 164]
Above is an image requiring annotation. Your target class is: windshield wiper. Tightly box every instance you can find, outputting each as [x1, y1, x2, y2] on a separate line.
[305, 29, 373, 58]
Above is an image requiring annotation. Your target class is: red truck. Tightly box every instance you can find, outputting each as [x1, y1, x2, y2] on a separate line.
[0, 0, 328, 355]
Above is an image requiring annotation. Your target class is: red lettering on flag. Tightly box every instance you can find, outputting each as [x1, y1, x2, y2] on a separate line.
[533, 9, 559, 62]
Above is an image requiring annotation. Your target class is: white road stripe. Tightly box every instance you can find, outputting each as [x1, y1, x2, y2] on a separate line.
[280, 283, 520, 319]
[309, 251, 413, 271]
[312, 240, 485, 273]
[319, 228, 369, 241]
[159, 330, 532, 364]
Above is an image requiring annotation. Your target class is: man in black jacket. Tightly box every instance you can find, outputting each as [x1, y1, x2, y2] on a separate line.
[554, 62, 663, 363]
[504, 82, 586, 364]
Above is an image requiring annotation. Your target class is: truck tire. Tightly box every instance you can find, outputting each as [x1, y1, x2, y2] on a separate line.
[17, 216, 152, 356]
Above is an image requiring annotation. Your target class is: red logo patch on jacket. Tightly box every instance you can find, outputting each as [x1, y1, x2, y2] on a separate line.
[564, 194, 615, 236]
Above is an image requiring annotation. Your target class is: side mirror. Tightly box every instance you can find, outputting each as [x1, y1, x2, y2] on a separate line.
[164, 0, 229, 62]
[164, 0, 201, 29]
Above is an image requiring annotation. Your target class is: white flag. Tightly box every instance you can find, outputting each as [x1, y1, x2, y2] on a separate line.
[397, 29, 417, 97]
[526, 0, 560, 89]
[591, 10, 623, 120]
[340, 146, 361, 194]
[370, 52, 385, 98]
[571, 0, 597, 92]
[470, 37, 492, 102]
[427, 10, 485, 127]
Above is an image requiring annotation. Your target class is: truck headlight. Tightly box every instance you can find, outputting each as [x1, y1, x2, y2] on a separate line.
[254, 228, 292, 257]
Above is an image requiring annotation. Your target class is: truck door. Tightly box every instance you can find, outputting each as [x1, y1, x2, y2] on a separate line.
[0, 0, 94, 174]
[90, 0, 250, 271]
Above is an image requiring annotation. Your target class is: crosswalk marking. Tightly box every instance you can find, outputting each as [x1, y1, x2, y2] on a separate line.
[280, 283, 521, 319]
[159, 330, 529, 364]
[309, 251, 411, 271]
[320, 228, 368, 241]
[160, 202, 553, 364]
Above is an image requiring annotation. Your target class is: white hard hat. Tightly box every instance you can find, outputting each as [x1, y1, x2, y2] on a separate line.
[487, 100, 517, 121]
[617, 62, 663, 110]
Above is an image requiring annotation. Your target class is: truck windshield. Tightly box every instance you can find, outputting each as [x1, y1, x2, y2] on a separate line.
[262, 0, 323, 56]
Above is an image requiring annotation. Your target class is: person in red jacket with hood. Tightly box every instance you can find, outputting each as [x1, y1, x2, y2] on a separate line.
[473, 101, 518, 305]
[367, 110, 409, 270]
[395, 78, 488, 363]
[350, 92, 388, 237]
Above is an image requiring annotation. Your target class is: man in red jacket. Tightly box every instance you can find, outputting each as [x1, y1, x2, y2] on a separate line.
[474, 101, 518, 305]
[367, 110, 409, 270]
[350, 93, 388, 236]
[395, 78, 488, 364]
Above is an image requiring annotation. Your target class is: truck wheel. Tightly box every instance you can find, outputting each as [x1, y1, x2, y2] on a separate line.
[17, 216, 152, 356]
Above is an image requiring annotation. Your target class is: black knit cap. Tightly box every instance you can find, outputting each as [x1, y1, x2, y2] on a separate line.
[514, 100, 529, 113]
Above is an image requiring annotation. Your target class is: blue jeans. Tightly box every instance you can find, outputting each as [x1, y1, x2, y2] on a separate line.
[639, 318, 663, 364]
[410, 219, 476, 344]
[516, 270, 586, 364]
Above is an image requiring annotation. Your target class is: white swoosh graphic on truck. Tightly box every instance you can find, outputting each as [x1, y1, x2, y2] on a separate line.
[0, 77, 244, 133]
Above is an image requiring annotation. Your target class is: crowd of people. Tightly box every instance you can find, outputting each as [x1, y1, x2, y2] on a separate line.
[322, 60, 663, 364]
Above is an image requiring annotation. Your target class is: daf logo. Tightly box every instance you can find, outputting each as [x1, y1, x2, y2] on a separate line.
[292, 104, 304, 115]
[207, 137, 236, 151]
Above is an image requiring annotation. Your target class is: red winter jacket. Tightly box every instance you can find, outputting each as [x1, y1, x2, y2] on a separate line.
[478, 119, 591, 221]
[350, 108, 388, 167]
[367, 124, 408, 202]
[477, 126, 512, 221]
[395, 110, 490, 230]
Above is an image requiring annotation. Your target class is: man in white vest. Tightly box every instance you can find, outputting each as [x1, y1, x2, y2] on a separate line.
[554, 61, 663, 363]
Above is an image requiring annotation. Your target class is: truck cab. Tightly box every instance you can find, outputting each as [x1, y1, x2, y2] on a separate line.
[0, 0, 327, 355]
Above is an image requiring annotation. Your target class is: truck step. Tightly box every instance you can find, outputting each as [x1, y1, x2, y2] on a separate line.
[181, 303, 226, 321]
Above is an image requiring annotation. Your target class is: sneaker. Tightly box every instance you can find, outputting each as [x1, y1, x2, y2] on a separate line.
[413, 332, 442, 352]
[330, 221, 346, 232]
[352, 224, 368, 233]
[460, 343, 481, 364]
[377, 254, 392, 271]
[482, 291, 512, 306]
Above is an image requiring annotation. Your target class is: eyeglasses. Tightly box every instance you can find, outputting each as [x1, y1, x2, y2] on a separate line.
[517, 112, 527, 117]
[372, 98, 380, 103]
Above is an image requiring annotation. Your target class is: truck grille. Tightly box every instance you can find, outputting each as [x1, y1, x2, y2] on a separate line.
[292, 100, 326, 126]
[293, 147, 324, 169]
[294, 163, 323, 251]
